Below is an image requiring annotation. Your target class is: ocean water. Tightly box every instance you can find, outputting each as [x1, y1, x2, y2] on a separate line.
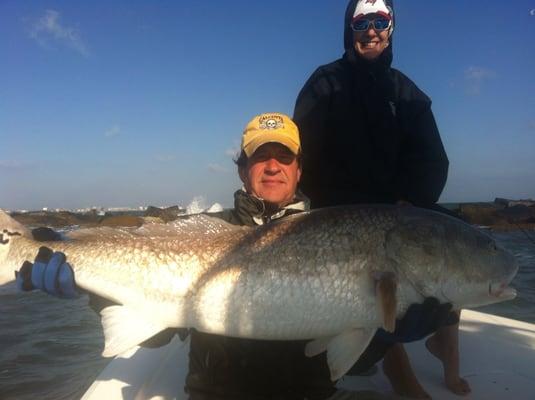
[0, 229, 534, 400]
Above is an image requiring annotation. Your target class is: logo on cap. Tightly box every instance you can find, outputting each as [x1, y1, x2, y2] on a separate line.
[259, 115, 284, 130]
[365, 0, 378, 4]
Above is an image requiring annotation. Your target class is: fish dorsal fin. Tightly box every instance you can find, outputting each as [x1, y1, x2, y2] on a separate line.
[306, 328, 376, 381]
[65, 214, 246, 242]
[137, 214, 245, 238]
[65, 226, 136, 241]
[375, 272, 397, 332]
[100, 305, 168, 357]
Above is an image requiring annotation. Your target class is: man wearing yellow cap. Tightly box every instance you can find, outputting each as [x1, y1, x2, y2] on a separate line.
[185, 112, 338, 399]
[202, 112, 308, 228]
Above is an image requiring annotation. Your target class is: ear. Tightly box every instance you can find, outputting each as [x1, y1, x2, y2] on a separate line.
[296, 166, 302, 183]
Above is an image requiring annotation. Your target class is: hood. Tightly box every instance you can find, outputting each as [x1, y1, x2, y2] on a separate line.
[343, 0, 395, 69]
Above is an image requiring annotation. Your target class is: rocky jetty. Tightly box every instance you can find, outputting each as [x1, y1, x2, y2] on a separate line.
[8, 205, 187, 230]
[495, 198, 535, 208]
[144, 205, 185, 222]
[8, 199, 534, 233]
[456, 198, 535, 231]
[10, 210, 100, 228]
[97, 215, 144, 227]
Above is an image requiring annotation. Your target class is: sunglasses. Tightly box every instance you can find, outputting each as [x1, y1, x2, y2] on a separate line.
[351, 17, 391, 32]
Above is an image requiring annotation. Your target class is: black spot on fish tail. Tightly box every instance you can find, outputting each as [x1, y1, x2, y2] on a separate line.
[1, 230, 22, 244]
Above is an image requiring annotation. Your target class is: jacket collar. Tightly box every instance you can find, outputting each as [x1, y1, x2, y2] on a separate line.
[234, 188, 309, 226]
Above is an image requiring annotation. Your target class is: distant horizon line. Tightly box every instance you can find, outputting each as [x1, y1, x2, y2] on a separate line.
[5, 197, 535, 214]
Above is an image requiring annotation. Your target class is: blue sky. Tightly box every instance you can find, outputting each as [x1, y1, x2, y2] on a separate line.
[1, 0, 534, 210]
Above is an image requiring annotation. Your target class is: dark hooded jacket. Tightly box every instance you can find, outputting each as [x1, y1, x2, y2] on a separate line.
[293, 0, 449, 209]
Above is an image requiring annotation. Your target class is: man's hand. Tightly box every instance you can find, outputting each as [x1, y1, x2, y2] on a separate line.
[376, 297, 458, 344]
[16, 247, 78, 298]
[330, 297, 459, 376]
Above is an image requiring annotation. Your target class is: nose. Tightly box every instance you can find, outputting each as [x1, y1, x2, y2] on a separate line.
[264, 158, 281, 173]
[365, 25, 378, 36]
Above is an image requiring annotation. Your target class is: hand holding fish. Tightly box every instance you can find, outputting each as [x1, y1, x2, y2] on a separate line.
[16, 247, 78, 298]
[375, 298, 458, 344]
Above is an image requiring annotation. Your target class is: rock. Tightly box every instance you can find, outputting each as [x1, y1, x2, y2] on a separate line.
[495, 198, 511, 207]
[144, 205, 184, 222]
[495, 205, 535, 224]
[458, 203, 508, 226]
[31, 227, 63, 241]
[495, 197, 535, 208]
[10, 211, 92, 228]
[98, 215, 144, 227]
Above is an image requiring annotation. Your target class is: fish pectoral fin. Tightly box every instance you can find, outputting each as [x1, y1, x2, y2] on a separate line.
[305, 336, 332, 357]
[375, 272, 397, 333]
[100, 305, 167, 357]
[323, 328, 376, 381]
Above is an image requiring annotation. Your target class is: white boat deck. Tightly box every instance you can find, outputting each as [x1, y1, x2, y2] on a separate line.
[82, 310, 535, 400]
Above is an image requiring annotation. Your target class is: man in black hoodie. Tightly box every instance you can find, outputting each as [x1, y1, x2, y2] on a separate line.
[294, 0, 470, 397]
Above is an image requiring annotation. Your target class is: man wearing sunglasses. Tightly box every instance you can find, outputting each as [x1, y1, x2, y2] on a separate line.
[294, 0, 470, 398]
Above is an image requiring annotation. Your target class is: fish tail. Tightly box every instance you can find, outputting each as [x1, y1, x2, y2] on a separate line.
[0, 210, 31, 241]
[0, 210, 32, 285]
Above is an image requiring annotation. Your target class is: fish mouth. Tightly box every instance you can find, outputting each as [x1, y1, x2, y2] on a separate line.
[488, 255, 518, 301]
[489, 281, 517, 301]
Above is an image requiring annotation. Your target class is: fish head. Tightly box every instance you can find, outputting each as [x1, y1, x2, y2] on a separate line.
[439, 220, 518, 309]
[386, 208, 518, 309]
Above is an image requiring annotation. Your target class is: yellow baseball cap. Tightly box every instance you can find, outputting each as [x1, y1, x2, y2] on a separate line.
[241, 113, 301, 157]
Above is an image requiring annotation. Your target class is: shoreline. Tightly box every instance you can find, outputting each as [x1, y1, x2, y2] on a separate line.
[7, 200, 535, 232]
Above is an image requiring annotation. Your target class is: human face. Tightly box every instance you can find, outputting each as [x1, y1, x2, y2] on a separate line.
[239, 143, 301, 208]
[352, 14, 391, 61]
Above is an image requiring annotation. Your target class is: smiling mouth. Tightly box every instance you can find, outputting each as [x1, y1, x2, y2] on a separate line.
[360, 41, 379, 49]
